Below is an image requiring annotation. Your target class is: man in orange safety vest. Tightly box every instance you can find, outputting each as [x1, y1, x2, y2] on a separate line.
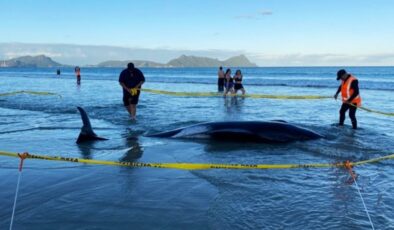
[334, 69, 362, 129]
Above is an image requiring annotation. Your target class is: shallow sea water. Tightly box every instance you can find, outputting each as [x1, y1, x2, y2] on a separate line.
[0, 67, 393, 229]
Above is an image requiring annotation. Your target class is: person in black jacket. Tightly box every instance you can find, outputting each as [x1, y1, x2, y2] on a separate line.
[119, 63, 145, 120]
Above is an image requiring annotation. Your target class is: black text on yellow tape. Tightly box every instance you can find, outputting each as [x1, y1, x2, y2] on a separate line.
[1, 151, 393, 171]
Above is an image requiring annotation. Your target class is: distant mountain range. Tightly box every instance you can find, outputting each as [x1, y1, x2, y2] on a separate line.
[0, 54, 257, 68]
[0, 55, 63, 68]
[97, 54, 257, 67]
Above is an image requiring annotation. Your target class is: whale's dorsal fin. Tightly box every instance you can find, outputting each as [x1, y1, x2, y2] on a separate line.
[76, 107, 108, 143]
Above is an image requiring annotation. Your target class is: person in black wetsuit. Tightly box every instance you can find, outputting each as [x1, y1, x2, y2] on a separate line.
[217, 66, 225, 92]
[233, 69, 245, 95]
[334, 69, 362, 129]
[119, 63, 145, 120]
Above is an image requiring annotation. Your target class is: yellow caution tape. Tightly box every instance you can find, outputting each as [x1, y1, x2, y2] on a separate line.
[1, 151, 393, 171]
[353, 153, 394, 166]
[142, 88, 394, 116]
[0, 90, 61, 98]
[341, 102, 394, 117]
[347, 103, 394, 117]
[141, 88, 331, 100]
[1, 89, 392, 117]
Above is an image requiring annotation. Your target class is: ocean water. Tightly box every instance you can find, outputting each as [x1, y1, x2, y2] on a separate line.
[0, 67, 393, 230]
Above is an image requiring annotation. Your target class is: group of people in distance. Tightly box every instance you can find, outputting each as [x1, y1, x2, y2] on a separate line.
[217, 66, 246, 96]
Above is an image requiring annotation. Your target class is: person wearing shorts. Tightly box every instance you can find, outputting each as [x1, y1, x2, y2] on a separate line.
[233, 69, 245, 95]
[119, 63, 145, 120]
[223, 68, 234, 96]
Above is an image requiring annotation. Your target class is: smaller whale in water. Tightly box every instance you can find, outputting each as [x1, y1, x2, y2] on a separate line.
[76, 107, 108, 143]
[147, 121, 322, 143]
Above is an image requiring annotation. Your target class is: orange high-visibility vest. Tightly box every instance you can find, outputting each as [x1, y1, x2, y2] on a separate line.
[341, 75, 361, 106]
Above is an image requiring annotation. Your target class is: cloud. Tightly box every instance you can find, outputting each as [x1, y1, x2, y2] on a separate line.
[259, 10, 273, 16]
[0, 43, 244, 65]
[234, 9, 273, 20]
[4, 42, 392, 67]
[248, 53, 394, 66]
[4, 51, 63, 59]
[234, 14, 258, 20]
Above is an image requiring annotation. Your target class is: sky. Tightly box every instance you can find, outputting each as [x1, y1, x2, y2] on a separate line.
[1, 0, 394, 66]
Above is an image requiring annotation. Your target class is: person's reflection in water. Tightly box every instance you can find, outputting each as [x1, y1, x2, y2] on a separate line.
[224, 96, 244, 114]
[233, 96, 245, 112]
[120, 137, 143, 162]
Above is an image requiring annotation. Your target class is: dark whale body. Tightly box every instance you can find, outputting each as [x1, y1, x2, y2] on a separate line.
[147, 121, 322, 143]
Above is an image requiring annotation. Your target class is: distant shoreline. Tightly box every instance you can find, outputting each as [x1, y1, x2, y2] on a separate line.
[0, 54, 258, 68]
[2, 66, 394, 69]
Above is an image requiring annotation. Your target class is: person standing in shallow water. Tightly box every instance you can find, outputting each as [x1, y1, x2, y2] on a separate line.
[334, 69, 362, 129]
[119, 63, 145, 120]
[233, 69, 245, 95]
[223, 68, 234, 96]
[75, 66, 81, 84]
[217, 66, 225, 92]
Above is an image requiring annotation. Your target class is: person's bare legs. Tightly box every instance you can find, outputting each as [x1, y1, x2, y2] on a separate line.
[125, 105, 132, 115]
[125, 105, 136, 120]
[223, 88, 229, 97]
[125, 97, 137, 120]
[129, 104, 137, 120]
[241, 88, 245, 95]
[233, 89, 238, 95]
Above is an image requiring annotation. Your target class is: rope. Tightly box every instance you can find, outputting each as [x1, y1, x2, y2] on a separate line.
[142, 88, 394, 116]
[348, 103, 394, 117]
[0, 90, 61, 98]
[9, 153, 28, 230]
[2, 88, 392, 116]
[345, 161, 375, 230]
[141, 88, 331, 100]
[353, 178, 375, 230]
[9, 172, 21, 230]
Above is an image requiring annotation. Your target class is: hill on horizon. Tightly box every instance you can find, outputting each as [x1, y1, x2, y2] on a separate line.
[97, 54, 257, 68]
[0, 55, 63, 68]
[0, 54, 257, 68]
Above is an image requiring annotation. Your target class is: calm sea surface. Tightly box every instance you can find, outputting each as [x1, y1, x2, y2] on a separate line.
[0, 67, 393, 229]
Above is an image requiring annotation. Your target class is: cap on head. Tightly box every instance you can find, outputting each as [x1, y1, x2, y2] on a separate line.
[337, 69, 347, 80]
[127, 63, 135, 71]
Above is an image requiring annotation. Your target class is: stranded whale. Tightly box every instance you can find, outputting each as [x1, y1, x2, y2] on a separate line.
[76, 107, 322, 143]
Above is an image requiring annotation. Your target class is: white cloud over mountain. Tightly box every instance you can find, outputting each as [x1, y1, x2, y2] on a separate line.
[0, 43, 243, 66]
[1, 43, 393, 66]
